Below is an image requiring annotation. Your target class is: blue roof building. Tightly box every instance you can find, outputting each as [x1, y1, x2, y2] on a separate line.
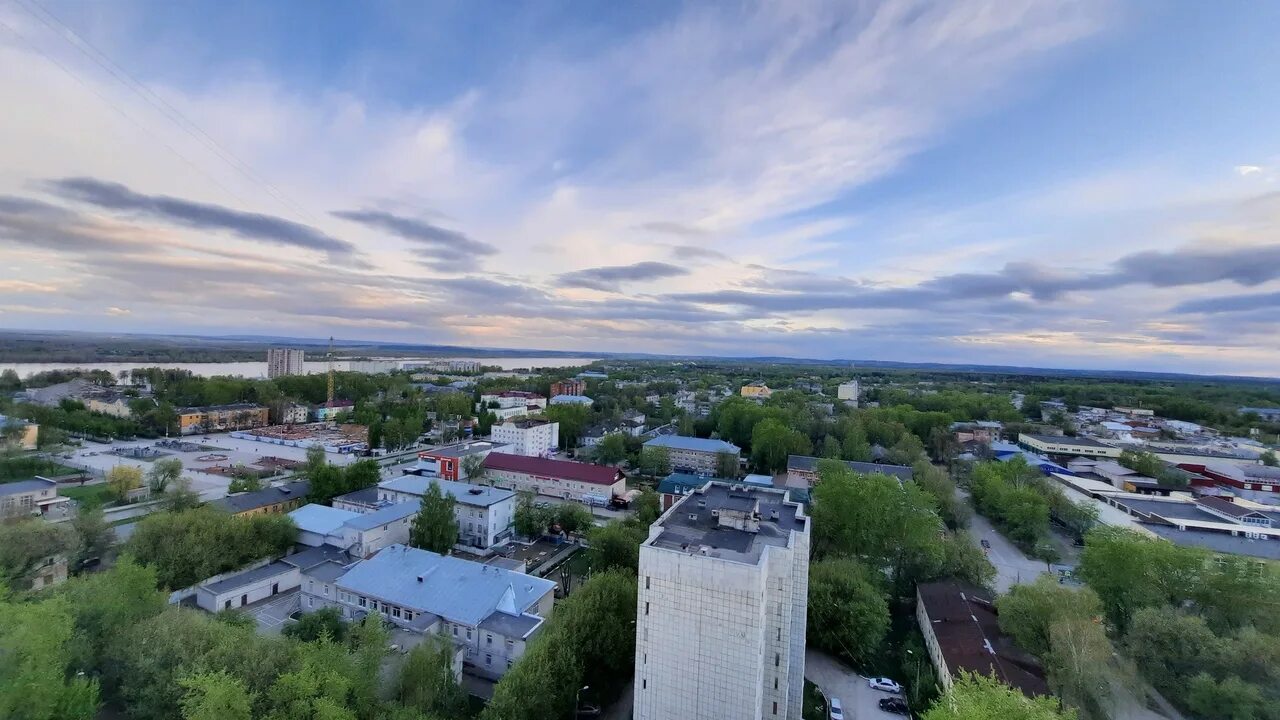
[643, 435, 741, 454]
[644, 435, 742, 475]
[549, 394, 594, 406]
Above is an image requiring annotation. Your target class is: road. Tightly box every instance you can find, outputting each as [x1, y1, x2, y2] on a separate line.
[957, 489, 1050, 593]
[805, 648, 905, 720]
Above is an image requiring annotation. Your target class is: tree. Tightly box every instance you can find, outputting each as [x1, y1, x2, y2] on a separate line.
[146, 458, 183, 494]
[1076, 526, 1202, 633]
[70, 504, 113, 569]
[922, 673, 1076, 720]
[392, 635, 467, 718]
[0, 595, 99, 720]
[163, 476, 203, 512]
[1185, 673, 1265, 720]
[750, 417, 811, 473]
[940, 533, 995, 590]
[106, 465, 143, 503]
[806, 558, 890, 668]
[513, 492, 549, 538]
[128, 507, 297, 589]
[553, 503, 594, 535]
[409, 483, 458, 554]
[594, 433, 627, 464]
[544, 403, 590, 449]
[1046, 617, 1114, 720]
[227, 476, 263, 494]
[0, 519, 76, 590]
[177, 671, 254, 720]
[585, 522, 647, 573]
[820, 434, 842, 459]
[462, 453, 488, 483]
[715, 450, 740, 479]
[996, 576, 1103, 657]
[1123, 608, 1222, 701]
[631, 489, 661, 525]
[886, 433, 927, 466]
[638, 445, 670, 477]
[1261, 450, 1278, 467]
[281, 607, 348, 643]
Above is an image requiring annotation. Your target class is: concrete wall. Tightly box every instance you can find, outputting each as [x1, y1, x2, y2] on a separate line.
[197, 565, 299, 612]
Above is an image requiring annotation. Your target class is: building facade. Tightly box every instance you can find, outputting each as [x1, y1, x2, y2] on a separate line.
[836, 380, 859, 403]
[550, 379, 586, 397]
[643, 435, 741, 475]
[267, 348, 306, 378]
[377, 475, 516, 551]
[634, 482, 809, 720]
[482, 453, 626, 504]
[212, 480, 310, 516]
[490, 419, 560, 456]
[1018, 433, 1121, 459]
[0, 478, 68, 518]
[0, 414, 38, 450]
[178, 403, 270, 435]
[283, 403, 310, 424]
[416, 441, 511, 481]
[740, 382, 772, 400]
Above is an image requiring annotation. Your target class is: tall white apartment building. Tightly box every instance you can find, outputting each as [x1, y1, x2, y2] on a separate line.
[267, 348, 306, 378]
[634, 482, 810, 720]
[490, 418, 559, 456]
[837, 380, 859, 405]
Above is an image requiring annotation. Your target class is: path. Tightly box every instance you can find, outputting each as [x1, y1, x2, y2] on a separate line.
[805, 648, 902, 720]
[957, 489, 1050, 593]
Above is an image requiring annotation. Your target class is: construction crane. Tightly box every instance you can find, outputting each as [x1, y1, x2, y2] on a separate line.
[326, 336, 335, 410]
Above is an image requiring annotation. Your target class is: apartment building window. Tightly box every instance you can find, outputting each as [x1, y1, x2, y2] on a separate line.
[466, 629, 472, 640]
[485, 654, 491, 667]
[507, 659, 513, 669]
[644, 602, 649, 615]
[645, 576, 650, 589]
[358, 596, 367, 608]
[772, 701, 778, 715]
[775, 653, 780, 667]
[392, 607, 401, 619]
[774, 677, 778, 690]
[453, 626, 458, 637]
[777, 627, 781, 641]
[486, 634, 493, 646]
[642, 679, 646, 690]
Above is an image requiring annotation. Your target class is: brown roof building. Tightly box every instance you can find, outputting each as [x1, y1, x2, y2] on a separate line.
[916, 579, 1049, 698]
[482, 452, 626, 504]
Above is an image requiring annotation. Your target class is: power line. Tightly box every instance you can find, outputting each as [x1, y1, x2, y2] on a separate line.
[10, 0, 323, 224]
[0, 13, 256, 210]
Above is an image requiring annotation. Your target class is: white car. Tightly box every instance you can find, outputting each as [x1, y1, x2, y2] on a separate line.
[828, 697, 844, 720]
[868, 677, 903, 694]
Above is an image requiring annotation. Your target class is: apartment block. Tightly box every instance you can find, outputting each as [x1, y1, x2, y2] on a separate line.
[267, 347, 306, 378]
[643, 435, 741, 475]
[177, 403, 270, 435]
[375, 474, 516, 552]
[490, 418, 559, 456]
[634, 482, 809, 720]
[550, 379, 585, 397]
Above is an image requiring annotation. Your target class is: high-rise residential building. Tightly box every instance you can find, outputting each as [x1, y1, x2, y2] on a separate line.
[633, 482, 810, 720]
[490, 418, 560, 456]
[267, 347, 306, 378]
[836, 380, 859, 404]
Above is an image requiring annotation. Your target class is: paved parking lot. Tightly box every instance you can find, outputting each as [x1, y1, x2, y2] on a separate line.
[806, 648, 908, 720]
[245, 589, 300, 634]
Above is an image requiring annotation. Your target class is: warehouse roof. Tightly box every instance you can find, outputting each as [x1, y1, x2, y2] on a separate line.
[483, 453, 623, 486]
[643, 435, 740, 454]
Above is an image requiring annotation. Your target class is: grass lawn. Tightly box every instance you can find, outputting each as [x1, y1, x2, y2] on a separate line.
[803, 679, 828, 720]
[59, 483, 115, 507]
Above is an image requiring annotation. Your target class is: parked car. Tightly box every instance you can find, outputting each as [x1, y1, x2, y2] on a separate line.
[879, 697, 910, 715]
[980, 538, 991, 549]
[828, 697, 844, 720]
[868, 677, 903, 694]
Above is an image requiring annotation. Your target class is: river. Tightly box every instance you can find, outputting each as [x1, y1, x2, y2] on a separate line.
[1, 357, 601, 380]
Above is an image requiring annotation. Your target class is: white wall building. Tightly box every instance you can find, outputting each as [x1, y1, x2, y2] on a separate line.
[287, 503, 420, 558]
[634, 482, 810, 720]
[483, 453, 626, 505]
[377, 475, 516, 552]
[491, 418, 560, 456]
[836, 380, 859, 404]
[267, 348, 306, 378]
[283, 403, 310, 424]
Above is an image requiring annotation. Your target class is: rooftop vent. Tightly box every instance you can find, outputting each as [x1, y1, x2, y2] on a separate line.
[770, 509, 779, 520]
[468, 488, 483, 495]
[279, 487, 291, 494]
[710, 509, 719, 517]
[688, 513, 698, 521]
[697, 499, 706, 507]
[416, 575, 424, 583]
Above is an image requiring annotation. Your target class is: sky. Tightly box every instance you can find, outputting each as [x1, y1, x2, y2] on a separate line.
[1, 1, 1279, 376]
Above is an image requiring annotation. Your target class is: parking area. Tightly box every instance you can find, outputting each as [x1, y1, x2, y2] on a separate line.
[244, 589, 300, 635]
[806, 648, 910, 720]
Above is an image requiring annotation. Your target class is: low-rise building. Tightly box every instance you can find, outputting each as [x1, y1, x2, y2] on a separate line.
[739, 382, 772, 400]
[916, 579, 1048, 698]
[836, 380, 859, 405]
[642, 435, 740, 475]
[483, 453, 626, 505]
[289, 502, 420, 558]
[417, 441, 511, 481]
[548, 394, 593, 407]
[0, 478, 69, 518]
[178, 403, 271, 435]
[85, 393, 136, 418]
[313, 400, 356, 422]
[314, 544, 557, 679]
[196, 559, 299, 612]
[376, 475, 516, 551]
[490, 418, 559, 457]
[0, 413, 38, 450]
[785, 455, 913, 488]
[282, 403, 310, 424]
[656, 472, 726, 510]
[1018, 433, 1121, 459]
[479, 391, 547, 419]
[950, 420, 1002, 444]
[211, 480, 310, 517]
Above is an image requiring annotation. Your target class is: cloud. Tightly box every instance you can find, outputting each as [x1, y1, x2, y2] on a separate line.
[639, 221, 708, 237]
[1110, 244, 1280, 287]
[1236, 165, 1264, 176]
[1174, 291, 1280, 314]
[45, 177, 361, 262]
[556, 261, 690, 291]
[331, 208, 496, 270]
[668, 244, 729, 262]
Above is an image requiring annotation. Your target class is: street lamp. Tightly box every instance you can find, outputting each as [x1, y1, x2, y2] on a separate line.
[574, 685, 589, 719]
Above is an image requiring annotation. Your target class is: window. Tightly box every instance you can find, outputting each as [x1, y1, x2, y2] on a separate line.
[486, 634, 493, 646]
[645, 576, 650, 590]
[507, 659, 513, 669]
[772, 701, 778, 715]
[775, 653, 780, 667]
[644, 602, 649, 616]
[777, 627, 781, 641]
[774, 677, 778, 690]
[358, 596, 367, 608]
[453, 626, 458, 637]
[323, 585, 329, 596]
[308, 597, 314, 607]
[308, 580, 313, 591]
[485, 654, 491, 666]
[466, 629, 472, 640]
[392, 607, 401, 619]
[642, 679, 646, 690]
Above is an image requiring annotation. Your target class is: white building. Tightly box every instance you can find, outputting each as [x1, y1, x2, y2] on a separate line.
[836, 380, 859, 404]
[491, 418, 560, 457]
[483, 453, 626, 505]
[288, 502, 420, 558]
[376, 475, 516, 552]
[283, 403, 310, 424]
[267, 348, 305, 378]
[634, 482, 810, 720]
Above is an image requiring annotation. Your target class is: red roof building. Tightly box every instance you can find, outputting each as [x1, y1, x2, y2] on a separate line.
[483, 452, 626, 504]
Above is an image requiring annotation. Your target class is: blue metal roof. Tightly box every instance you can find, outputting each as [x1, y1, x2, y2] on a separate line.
[378, 475, 514, 508]
[337, 544, 556, 627]
[0, 478, 55, 496]
[344, 501, 418, 530]
[549, 394, 594, 405]
[288, 504, 360, 535]
[643, 435, 741, 454]
[657, 473, 722, 494]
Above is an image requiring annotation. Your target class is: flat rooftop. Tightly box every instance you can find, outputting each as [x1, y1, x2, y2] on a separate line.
[421, 441, 507, 458]
[1021, 434, 1116, 449]
[649, 482, 806, 564]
